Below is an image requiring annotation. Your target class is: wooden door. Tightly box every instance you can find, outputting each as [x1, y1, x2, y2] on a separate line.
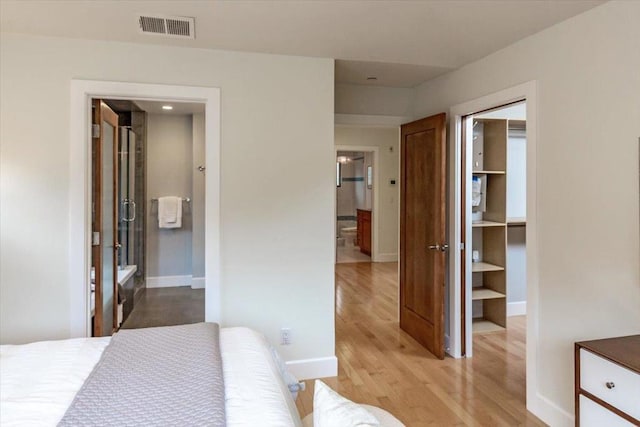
[400, 113, 447, 359]
[92, 100, 119, 336]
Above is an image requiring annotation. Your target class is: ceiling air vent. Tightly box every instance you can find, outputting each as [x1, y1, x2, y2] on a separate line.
[138, 15, 195, 39]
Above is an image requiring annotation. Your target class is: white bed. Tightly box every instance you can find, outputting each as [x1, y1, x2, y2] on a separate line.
[0, 327, 302, 427]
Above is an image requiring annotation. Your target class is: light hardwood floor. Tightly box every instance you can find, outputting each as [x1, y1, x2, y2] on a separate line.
[295, 262, 545, 426]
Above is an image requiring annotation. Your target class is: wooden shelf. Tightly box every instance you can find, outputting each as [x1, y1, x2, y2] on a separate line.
[472, 287, 506, 300]
[472, 220, 505, 228]
[507, 217, 526, 226]
[470, 118, 509, 336]
[473, 318, 505, 333]
[473, 170, 505, 175]
[472, 261, 504, 273]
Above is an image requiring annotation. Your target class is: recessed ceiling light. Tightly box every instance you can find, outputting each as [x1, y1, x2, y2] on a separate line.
[162, 105, 173, 110]
[366, 76, 378, 81]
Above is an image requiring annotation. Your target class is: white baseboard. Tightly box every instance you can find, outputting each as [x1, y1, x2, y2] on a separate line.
[191, 277, 205, 289]
[146, 275, 192, 288]
[374, 252, 398, 262]
[285, 356, 338, 380]
[529, 392, 574, 427]
[507, 301, 527, 317]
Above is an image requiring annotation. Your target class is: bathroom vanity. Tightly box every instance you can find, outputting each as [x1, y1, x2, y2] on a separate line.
[357, 209, 372, 256]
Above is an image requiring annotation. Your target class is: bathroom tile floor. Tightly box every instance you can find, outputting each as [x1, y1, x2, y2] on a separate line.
[120, 286, 204, 329]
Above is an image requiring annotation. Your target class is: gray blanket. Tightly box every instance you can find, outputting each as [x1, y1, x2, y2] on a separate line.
[59, 323, 226, 426]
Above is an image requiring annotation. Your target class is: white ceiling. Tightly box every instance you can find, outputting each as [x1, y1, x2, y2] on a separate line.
[133, 100, 205, 115]
[0, 0, 604, 87]
[335, 60, 452, 88]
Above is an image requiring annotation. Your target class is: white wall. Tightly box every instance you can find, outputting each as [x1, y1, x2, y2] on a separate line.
[507, 226, 526, 303]
[411, 1, 640, 423]
[0, 33, 335, 366]
[507, 132, 527, 307]
[507, 133, 527, 220]
[335, 126, 400, 261]
[335, 83, 414, 117]
[146, 114, 193, 281]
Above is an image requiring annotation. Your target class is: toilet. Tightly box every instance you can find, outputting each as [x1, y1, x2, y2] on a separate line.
[340, 226, 357, 246]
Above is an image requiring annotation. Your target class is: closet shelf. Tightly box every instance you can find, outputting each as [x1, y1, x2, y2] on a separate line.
[472, 262, 504, 273]
[507, 217, 527, 226]
[473, 170, 505, 175]
[472, 318, 505, 333]
[472, 287, 506, 300]
[472, 220, 506, 228]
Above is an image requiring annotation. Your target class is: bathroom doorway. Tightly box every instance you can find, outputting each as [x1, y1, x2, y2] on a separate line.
[70, 80, 221, 338]
[336, 150, 374, 264]
[89, 97, 207, 335]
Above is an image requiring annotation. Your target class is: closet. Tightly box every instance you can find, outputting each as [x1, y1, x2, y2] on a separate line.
[469, 112, 526, 333]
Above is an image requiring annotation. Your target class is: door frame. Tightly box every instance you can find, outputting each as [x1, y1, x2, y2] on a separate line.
[448, 81, 539, 412]
[69, 80, 221, 337]
[335, 144, 380, 262]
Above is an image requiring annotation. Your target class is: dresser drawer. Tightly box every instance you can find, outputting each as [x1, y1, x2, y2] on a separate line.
[579, 395, 635, 427]
[580, 348, 640, 421]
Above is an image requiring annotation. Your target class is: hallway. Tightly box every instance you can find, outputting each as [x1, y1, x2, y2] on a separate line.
[296, 262, 544, 426]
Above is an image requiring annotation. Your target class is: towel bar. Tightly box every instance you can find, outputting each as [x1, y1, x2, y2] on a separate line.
[150, 197, 191, 203]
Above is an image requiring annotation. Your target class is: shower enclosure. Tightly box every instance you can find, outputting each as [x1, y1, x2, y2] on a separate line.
[117, 110, 147, 320]
[118, 127, 136, 270]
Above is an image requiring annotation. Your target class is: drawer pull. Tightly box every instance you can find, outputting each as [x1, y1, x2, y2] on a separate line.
[605, 381, 615, 389]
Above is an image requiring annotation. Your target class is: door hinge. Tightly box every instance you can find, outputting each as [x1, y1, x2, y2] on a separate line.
[460, 242, 465, 250]
[92, 124, 101, 138]
[92, 232, 100, 246]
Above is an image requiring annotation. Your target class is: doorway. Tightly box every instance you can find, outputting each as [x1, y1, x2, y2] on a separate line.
[461, 101, 528, 352]
[69, 80, 221, 338]
[336, 150, 373, 264]
[448, 81, 539, 410]
[90, 98, 207, 335]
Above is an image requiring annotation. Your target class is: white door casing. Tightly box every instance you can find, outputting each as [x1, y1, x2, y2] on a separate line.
[69, 80, 221, 337]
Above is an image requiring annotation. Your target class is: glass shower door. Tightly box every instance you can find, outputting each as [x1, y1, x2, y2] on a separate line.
[119, 128, 136, 269]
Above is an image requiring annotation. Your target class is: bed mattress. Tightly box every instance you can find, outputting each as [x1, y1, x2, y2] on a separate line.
[0, 326, 302, 427]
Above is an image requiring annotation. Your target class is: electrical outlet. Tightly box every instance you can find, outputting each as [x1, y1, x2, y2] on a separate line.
[281, 328, 292, 345]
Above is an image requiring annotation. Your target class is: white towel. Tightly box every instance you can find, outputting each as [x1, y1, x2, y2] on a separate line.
[158, 196, 182, 229]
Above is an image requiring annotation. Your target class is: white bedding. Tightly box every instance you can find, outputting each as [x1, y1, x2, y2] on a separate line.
[0, 327, 302, 427]
[221, 327, 302, 427]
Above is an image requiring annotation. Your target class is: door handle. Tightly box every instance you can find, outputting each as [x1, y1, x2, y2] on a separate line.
[428, 244, 449, 252]
[129, 200, 136, 222]
[121, 200, 129, 222]
[122, 199, 136, 222]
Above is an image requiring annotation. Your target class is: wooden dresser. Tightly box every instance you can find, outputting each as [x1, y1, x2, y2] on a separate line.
[574, 335, 640, 426]
[356, 209, 372, 256]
